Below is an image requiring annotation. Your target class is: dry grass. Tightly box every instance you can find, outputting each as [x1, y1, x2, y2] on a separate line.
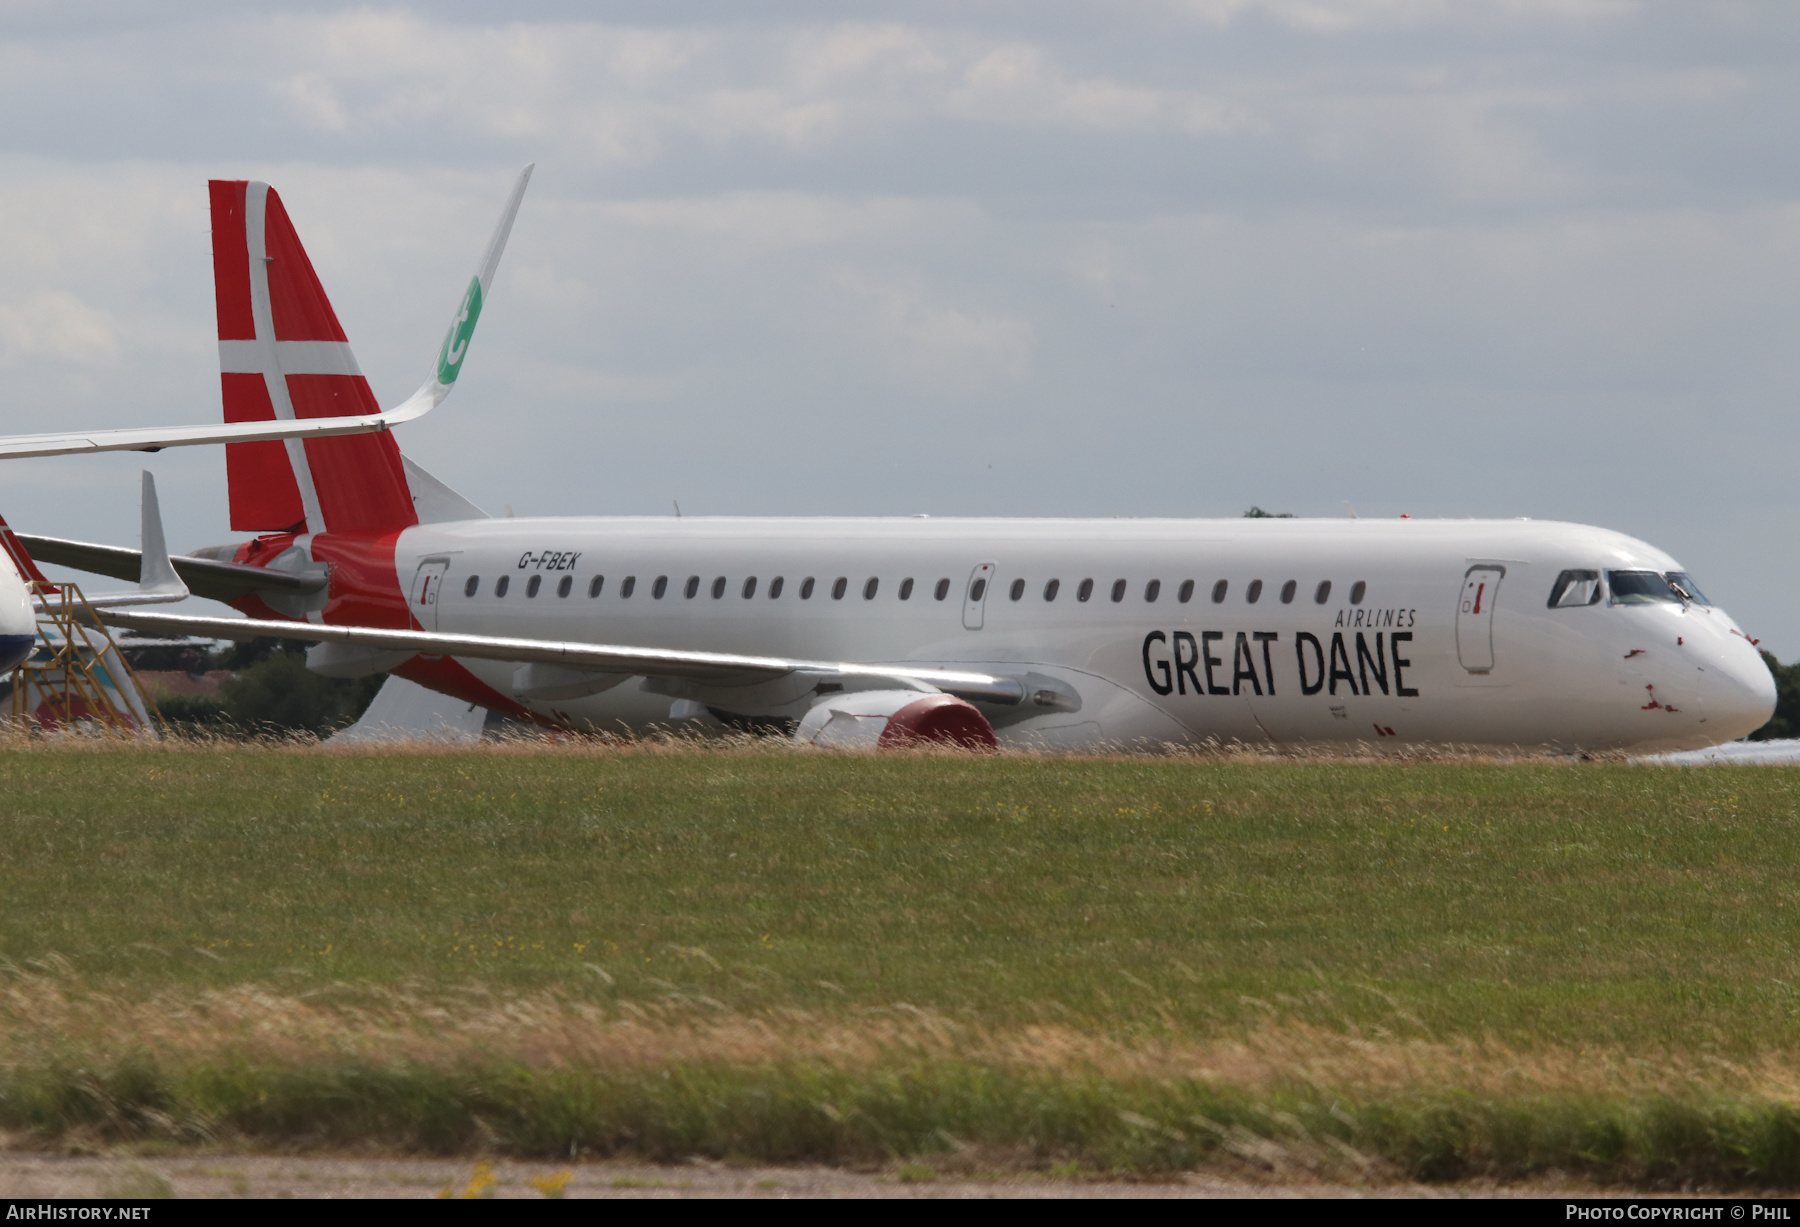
[5, 970, 1800, 1184]
[1, 969, 1791, 1102]
[1, 742, 1796, 1182]
[0, 715, 1621, 763]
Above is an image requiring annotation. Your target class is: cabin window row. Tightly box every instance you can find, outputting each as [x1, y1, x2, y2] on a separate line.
[985, 577, 1365, 606]
[463, 574, 954, 601]
[460, 574, 1370, 606]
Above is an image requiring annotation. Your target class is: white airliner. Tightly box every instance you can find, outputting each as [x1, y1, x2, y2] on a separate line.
[7, 171, 1778, 752]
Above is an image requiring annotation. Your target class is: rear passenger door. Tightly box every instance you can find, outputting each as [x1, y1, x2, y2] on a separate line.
[409, 558, 451, 632]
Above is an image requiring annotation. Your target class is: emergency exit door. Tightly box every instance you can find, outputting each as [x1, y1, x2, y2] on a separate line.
[1456, 565, 1504, 672]
[963, 562, 995, 630]
[409, 558, 451, 631]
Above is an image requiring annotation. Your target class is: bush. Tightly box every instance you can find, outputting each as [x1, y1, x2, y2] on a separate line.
[1748, 651, 1800, 741]
[217, 647, 385, 735]
[135, 638, 386, 737]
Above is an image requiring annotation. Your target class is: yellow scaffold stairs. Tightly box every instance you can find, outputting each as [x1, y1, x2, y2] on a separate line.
[8, 580, 163, 734]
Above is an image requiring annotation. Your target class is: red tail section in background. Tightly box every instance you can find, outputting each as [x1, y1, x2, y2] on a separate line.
[209, 180, 416, 538]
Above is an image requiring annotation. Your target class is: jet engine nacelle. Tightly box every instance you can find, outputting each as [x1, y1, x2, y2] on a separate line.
[796, 689, 997, 751]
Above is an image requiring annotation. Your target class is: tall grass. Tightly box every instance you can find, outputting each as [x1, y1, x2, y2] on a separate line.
[5, 975, 1800, 1183]
[1, 738, 1798, 1182]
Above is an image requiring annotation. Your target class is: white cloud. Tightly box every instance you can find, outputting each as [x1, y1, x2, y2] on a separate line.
[1175, 0, 1636, 33]
[947, 44, 1254, 135]
[238, 14, 1260, 162]
[1300, 88, 1587, 205]
[828, 269, 1036, 398]
[0, 290, 118, 367]
[270, 72, 350, 133]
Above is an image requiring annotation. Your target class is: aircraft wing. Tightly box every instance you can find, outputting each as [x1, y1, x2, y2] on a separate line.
[0, 397, 434, 461]
[94, 608, 1031, 704]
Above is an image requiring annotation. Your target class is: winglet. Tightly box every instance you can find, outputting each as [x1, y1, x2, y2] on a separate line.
[47, 473, 191, 611]
[392, 164, 534, 418]
[136, 471, 187, 601]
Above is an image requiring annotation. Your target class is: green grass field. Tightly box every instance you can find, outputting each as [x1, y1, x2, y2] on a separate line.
[4, 741, 1800, 1184]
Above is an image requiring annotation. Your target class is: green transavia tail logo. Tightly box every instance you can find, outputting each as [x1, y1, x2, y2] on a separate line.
[436, 276, 484, 385]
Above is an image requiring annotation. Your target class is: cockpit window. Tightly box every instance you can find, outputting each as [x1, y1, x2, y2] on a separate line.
[1607, 570, 1681, 606]
[1666, 572, 1711, 605]
[1548, 569, 1601, 608]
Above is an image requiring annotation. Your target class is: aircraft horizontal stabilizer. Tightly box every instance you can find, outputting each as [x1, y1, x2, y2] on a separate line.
[94, 608, 1032, 706]
[19, 533, 322, 603]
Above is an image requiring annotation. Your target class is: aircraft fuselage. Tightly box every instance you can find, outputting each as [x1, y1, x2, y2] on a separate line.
[247, 513, 1775, 752]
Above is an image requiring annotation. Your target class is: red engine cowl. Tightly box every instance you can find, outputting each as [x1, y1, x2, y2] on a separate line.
[795, 689, 997, 751]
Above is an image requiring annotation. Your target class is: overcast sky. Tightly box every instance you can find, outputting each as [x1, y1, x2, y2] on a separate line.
[5, 2, 1800, 652]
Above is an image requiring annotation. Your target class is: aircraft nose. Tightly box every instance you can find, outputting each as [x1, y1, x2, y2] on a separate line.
[1699, 624, 1776, 741]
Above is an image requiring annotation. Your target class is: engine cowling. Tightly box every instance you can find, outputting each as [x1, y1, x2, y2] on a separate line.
[796, 689, 997, 751]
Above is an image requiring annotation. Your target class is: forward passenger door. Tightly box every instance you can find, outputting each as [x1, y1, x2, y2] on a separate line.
[1457, 566, 1504, 673]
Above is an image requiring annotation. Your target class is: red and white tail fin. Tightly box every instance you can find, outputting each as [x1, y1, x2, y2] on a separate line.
[209, 167, 530, 536]
[0, 509, 54, 591]
[211, 179, 411, 535]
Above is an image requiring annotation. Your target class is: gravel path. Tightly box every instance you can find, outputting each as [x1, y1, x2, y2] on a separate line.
[0, 1154, 1600, 1199]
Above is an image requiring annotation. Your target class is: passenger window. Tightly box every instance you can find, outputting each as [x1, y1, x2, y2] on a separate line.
[1548, 570, 1601, 608]
[711, 576, 726, 599]
[1314, 580, 1331, 604]
[934, 578, 950, 601]
[1246, 579, 1262, 604]
[801, 577, 816, 599]
[621, 576, 636, 599]
[1666, 572, 1710, 605]
[495, 575, 509, 598]
[864, 577, 879, 599]
[832, 577, 848, 600]
[742, 576, 757, 598]
[684, 576, 699, 599]
[1043, 579, 1060, 601]
[1280, 580, 1297, 604]
[1178, 580, 1194, 603]
[1110, 579, 1126, 603]
[1607, 570, 1681, 606]
[652, 576, 668, 599]
[970, 578, 988, 602]
[557, 575, 572, 598]
[1211, 579, 1228, 604]
[899, 578, 914, 600]
[526, 575, 541, 598]
[1010, 578, 1025, 601]
[769, 576, 784, 598]
[464, 575, 480, 598]
[1078, 578, 1094, 602]
[1349, 581, 1366, 605]
[588, 575, 604, 598]
[1144, 579, 1160, 602]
